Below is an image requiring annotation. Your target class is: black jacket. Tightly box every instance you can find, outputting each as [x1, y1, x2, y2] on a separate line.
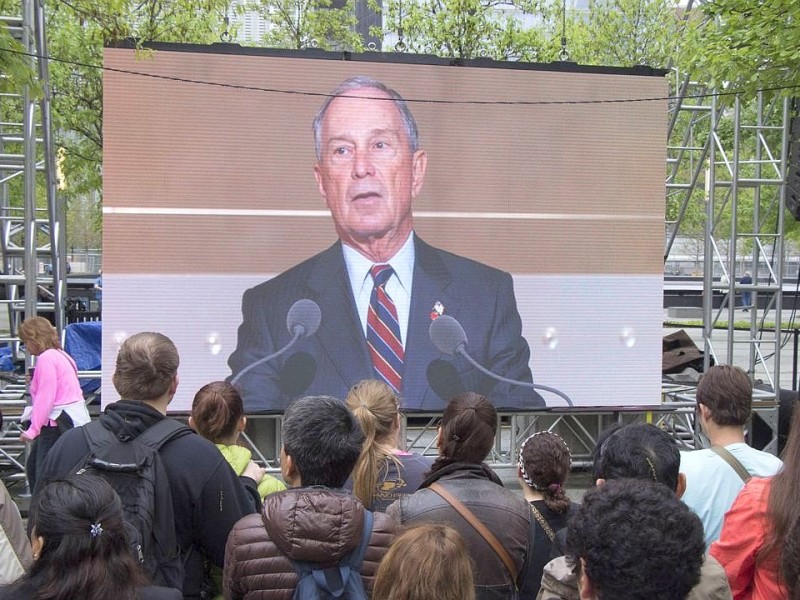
[386, 462, 537, 600]
[36, 400, 260, 600]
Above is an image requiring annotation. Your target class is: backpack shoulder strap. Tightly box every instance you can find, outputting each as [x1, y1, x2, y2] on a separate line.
[82, 420, 118, 451]
[343, 509, 374, 571]
[710, 446, 752, 483]
[428, 482, 519, 586]
[136, 419, 193, 450]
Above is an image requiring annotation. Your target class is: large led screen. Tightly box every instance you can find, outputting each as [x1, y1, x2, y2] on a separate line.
[103, 43, 667, 413]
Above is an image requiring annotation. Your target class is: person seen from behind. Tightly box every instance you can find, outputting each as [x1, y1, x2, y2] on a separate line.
[709, 400, 800, 599]
[386, 392, 537, 599]
[0, 474, 181, 600]
[565, 479, 706, 600]
[191, 381, 285, 500]
[538, 423, 731, 600]
[223, 395, 397, 599]
[517, 431, 576, 596]
[35, 331, 262, 599]
[0, 480, 31, 585]
[372, 523, 475, 600]
[680, 365, 782, 547]
[345, 379, 433, 511]
[18, 316, 90, 493]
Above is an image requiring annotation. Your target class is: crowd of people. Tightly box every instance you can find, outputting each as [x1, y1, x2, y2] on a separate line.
[3, 325, 800, 600]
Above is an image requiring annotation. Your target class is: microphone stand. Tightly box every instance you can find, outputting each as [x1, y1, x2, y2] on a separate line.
[230, 329, 303, 386]
[455, 347, 574, 408]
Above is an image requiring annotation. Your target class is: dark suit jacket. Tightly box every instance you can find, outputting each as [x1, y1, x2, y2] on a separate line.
[228, 235, 543, 412]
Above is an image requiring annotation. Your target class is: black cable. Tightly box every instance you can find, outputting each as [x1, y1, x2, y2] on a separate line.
[1, 44, 799, 107]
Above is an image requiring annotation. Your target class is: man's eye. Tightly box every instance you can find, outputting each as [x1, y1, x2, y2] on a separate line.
[334, 147, 349, 155]
[375, 141, 387, 149]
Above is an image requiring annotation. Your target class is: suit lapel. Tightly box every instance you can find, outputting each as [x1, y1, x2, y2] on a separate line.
[403, 237, 454, 409]
[307, 243, 373, 389]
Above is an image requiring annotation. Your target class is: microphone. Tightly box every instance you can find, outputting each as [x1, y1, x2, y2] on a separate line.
[231, 299, 321, 386]
[429, 315, 573, 407]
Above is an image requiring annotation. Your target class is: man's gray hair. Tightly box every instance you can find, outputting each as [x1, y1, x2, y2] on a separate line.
[312, 75, 420, 160]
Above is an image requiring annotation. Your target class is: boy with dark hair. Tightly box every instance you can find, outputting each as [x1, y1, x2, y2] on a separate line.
[680, 365, 782, 546]
[223, 395, 397, 599]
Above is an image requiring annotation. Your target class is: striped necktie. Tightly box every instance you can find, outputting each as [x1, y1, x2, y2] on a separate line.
[367, 264, 404, 392]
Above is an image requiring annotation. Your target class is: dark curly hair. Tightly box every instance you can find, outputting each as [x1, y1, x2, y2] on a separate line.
[592, 423, 681, 492]
[566, 479, 705, 600]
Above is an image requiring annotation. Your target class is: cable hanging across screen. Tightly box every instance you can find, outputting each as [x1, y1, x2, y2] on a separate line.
[0, 45, 798, 107]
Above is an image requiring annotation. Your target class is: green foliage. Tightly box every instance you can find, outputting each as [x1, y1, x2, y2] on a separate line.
[570, 0, 685, 69]
[45, 0, 231, 202]
[689, 0, 800, 97]
[371, 0, 556, 60]
[245, 0, 364, 50]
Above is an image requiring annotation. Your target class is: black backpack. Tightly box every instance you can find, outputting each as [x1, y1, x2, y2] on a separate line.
[290, 509, 374, 600]
[75, 419, 192, 591]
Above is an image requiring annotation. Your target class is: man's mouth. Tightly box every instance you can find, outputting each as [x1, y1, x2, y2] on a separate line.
[351, 191, 381, 202]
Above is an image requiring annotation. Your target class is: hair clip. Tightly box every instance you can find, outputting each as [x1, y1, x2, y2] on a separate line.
[451, 434, 461, 442]
[90, 522, 103, 538]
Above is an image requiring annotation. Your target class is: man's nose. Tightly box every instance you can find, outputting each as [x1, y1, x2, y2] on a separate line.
[352, 149, 376, 178]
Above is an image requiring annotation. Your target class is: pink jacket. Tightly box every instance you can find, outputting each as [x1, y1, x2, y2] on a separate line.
[27, 348, 84, 439]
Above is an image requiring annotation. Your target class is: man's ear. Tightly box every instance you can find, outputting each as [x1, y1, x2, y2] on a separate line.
[187, 416, 196, 431]
[168, 374, 179, 397]
[281, 448, 300, 487]
[676, 472, 687, 499]
[578, 558, 597, 600]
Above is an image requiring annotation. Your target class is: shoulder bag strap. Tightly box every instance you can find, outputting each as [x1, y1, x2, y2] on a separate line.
[428, 482, 519, 585]
[710, 446, 752, 483]
[529, 503, 556, 543]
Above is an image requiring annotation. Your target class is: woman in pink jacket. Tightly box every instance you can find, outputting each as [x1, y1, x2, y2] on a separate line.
[18, 317, 89, 493]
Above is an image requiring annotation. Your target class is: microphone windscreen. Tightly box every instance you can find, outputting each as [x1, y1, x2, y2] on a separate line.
[426, 359, 466, 404]
[286, 299, 322, 338]
[277, 352, 317, 397]
[429, 315, 467, 356]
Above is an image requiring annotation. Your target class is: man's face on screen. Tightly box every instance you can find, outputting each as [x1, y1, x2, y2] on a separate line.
[314, 87, 427, 248]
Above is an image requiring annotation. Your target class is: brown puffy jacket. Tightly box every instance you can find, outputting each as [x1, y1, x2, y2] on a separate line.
[223, 487, 397, 600]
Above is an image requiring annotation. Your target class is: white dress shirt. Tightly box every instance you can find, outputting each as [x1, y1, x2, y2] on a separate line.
[342, 233, 415, 348]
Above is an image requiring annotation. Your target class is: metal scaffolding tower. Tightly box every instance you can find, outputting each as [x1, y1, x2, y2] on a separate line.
[667, 82, 792, 393]
[0, 0, 66, 482]
[0, 0, 66, 352]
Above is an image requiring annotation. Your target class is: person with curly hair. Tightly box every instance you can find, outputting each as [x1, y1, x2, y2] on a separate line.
[345, 380, 432, 511]
[386, 392, 537, 599]
[0, 474, 181, 599]
[538, 423, 732, 600]
[517, 432, 576, 596]
[566, 479, 705, 600]
[372, 524, 475, 600]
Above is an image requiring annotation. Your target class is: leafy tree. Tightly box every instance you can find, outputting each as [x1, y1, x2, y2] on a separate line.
[243, 0, 365, 50]
[571, 0, 687, 69]
[689, 0, 800, 98]
[40, 0, 231, 207]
